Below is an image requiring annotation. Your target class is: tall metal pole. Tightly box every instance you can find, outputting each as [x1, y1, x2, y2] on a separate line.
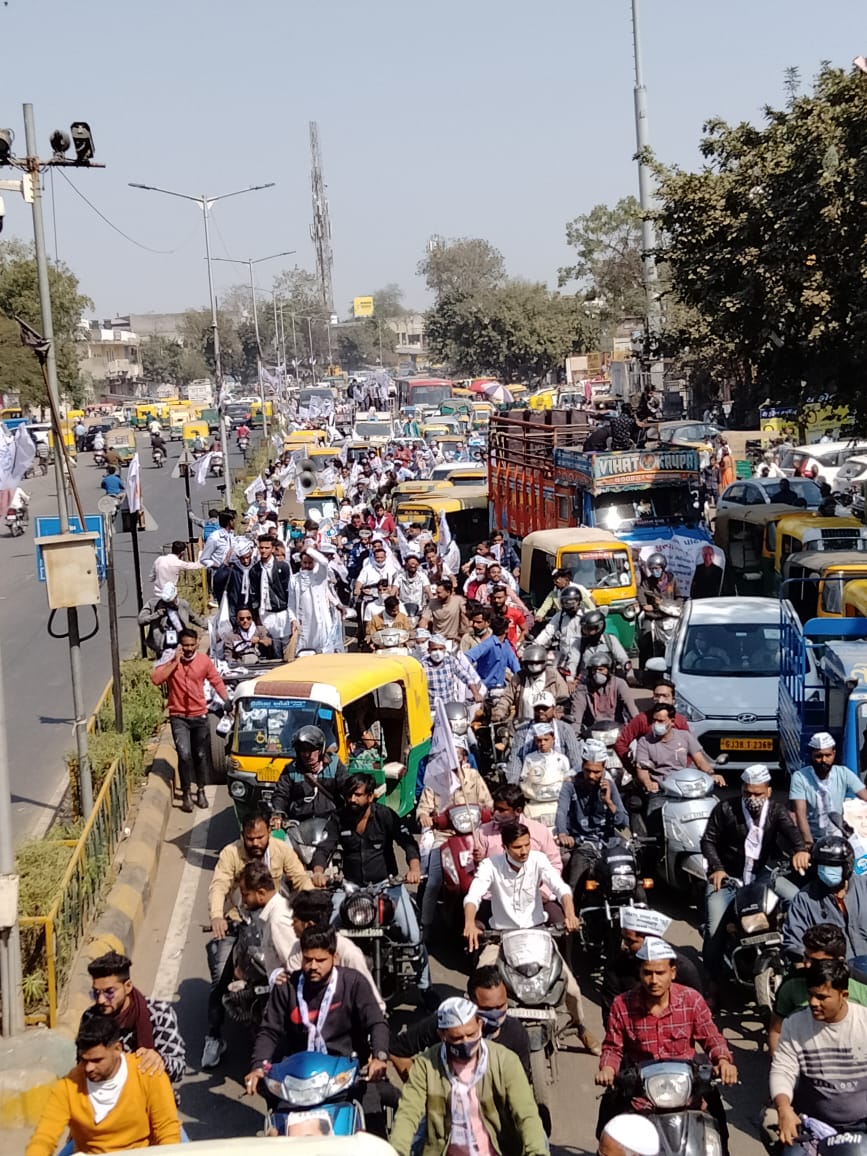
[24, 103, 92, 818]
[630, 0, 661, 339]
[0, 640, 25, 1038]
[247, 259, 269, 441]
[102, 514, 124, 734]
[130, 522, 147, 659]
[201, 199, 233, 496]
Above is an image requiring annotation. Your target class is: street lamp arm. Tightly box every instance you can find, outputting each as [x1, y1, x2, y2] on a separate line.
[128, 182, 202, 204]
[209, 182, 275, 206]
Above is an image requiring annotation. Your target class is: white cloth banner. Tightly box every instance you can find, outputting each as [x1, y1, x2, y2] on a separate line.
[193, 452, 213, 486]
[244, 474, 264, 505]
[0, 425, 36, 489]
[633, 535, 724, 593]
[424, 697, 461, 808]
[126, 452, 142, 513]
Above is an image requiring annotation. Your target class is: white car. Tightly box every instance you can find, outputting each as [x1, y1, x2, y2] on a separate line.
[665, 596, 788, 771]
[834, 454, 867, 493]
[778, 441, 867, 489]
[716, 476, 821, 512]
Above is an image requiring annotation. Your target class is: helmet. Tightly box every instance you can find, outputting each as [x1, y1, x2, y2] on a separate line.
[581, 609, 605, 635]
[587, 650, 612, 670]
[293, 725, 327, 755]
[445, 702, 469, 735]
[522, 645, 548, 676]
[810, 836, 854, 880]
[646, 553, 666, 572]
[560, 584, 583, 610]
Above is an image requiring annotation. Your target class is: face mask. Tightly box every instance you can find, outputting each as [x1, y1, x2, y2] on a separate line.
[447, 1035, 482, 1061]
[492, 810, 512, 826]
[818, 864, 844, 888]
[650, 568, 663, 579]
[744, 795, 765, 819]
[593, 672, 608, 686]
[429, 650, 445, 665]
[473, 627, 487, 637]
[478, 1008, 508, 1036]
[652, 722, 668, 737]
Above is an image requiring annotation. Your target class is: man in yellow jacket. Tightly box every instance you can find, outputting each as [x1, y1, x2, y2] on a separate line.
[26, 1011, 180, 1155]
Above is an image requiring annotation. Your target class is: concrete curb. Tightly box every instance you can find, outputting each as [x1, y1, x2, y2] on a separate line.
[59, 727, 178, 1032]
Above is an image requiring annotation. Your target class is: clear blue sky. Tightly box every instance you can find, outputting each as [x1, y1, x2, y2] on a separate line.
[2, 0, 865, 318]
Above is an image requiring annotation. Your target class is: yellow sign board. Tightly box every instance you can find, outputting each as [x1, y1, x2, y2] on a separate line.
[353, 296, 374, 318]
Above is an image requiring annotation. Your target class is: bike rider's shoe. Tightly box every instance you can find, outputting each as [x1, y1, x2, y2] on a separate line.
[195, 789, 208, 809]
[201, 1036, 227, 1069]
[181, 791, 193, 814]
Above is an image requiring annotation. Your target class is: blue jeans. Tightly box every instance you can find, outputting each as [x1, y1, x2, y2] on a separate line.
[332, 883, 430, 989]
[703, 869, 799, 974]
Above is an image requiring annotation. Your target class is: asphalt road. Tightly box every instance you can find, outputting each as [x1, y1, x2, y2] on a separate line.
[4, 431, 234, 841]
[132, 791, 770, 1155]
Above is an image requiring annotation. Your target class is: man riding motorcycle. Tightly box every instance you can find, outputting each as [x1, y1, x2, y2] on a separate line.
[490, 645, 568, 725]
[269, 726, 347, 828]
[600, 906, 704, 1024]
[536, 584, 593, 677]
[782, 836, 867, 963]
[506, 693, 582, 784]
[555, 739, 631, 901]
[570, 652, 638, 733]
[637, 553, 682, 666]
[700, 764, 809, 977]
[567, 609, 633, 684]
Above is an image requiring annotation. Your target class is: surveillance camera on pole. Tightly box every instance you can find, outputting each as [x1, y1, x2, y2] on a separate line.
[49, 129, 70, 160]
[0, 129, 13, 166]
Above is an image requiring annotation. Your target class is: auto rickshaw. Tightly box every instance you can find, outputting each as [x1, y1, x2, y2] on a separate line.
[183, 420, 210, 451]
[843, 580, 867, 617]
[471, 401, 494, 429]
[133, 403, 159, 430]
[394, 486, 488, 562]
[420, 423, 450, 445]
[104, 427, 137, 464]
[713, 504, 794, 596]
[284, 429, 328, 450]
[520, 528, 639, 649]
[773, 514, 867, 589]
[389, 478, 453, 503]
[781, 551, 867, 620]
[224, 653, 432, 821]
[169, 406, 191, 440]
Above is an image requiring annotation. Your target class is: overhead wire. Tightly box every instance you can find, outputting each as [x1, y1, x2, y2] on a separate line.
[55, 169, 199, 255]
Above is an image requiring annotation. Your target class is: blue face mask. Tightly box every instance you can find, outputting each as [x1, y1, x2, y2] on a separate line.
[818, 864, 843, 888]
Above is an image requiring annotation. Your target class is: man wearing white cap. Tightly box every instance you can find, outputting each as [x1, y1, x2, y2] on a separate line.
[389, 996, 547, 1156]
[555, 740, 630, 900]
[701, 764, 810, 977]
[137, 582, 208, 658]
[598, 1113, 660, 1156]
[789, 731, 867, 846]
[597, 938, 736, 1143]
[601, 906, 704, 1023]
[517, 722, 572, 826]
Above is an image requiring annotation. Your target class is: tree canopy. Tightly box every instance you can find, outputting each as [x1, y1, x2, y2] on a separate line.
[559, 196, 646, 335]
[418, 237, 506, 299]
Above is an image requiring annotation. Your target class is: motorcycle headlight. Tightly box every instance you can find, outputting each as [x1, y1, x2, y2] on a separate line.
[740, 912, 769, 935]
[267, 1070, 330, 1105]
[511, 971, 552, 1001]
[449, 806, 481, 834]
[340, 892, 377, 929]
[229, 781, 247, 799]
[675, 694, 706, 723]
[610, 870, 636, 892]
[643, 1069, 692, 1110]
[591, 728, 619, 747]
[677, 777, 708, 799]
[704, 1131, 723, 1156]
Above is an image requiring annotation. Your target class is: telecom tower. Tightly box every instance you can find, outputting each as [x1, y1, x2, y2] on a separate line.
[309, 121, 334, 314]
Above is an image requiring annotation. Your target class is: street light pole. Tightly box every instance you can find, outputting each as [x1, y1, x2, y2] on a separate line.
[630, 0, 661, 342]
[128, 181, 276, 498]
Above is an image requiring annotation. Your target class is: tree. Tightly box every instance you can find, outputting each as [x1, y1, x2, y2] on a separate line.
[655, 63, 867, 424]
[0, 239, 92, 408]
[180, 309, 245, 383]
[0, 314, 45, 407]
[559, 197, 646, 338]
[417, 237, 506, 299]
[425, 280, 597, 383]
[139, 336, 208, 387]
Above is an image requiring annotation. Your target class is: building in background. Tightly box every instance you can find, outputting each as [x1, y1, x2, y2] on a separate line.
[78, 316, 142, 395]
[388, 312, 426, 368]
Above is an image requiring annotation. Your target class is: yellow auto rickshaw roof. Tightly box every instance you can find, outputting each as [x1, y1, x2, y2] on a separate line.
[520, 528, 629, 572]
[784, 550, 867, 575]
[392, 479, 453, 496]
[183, 421, 209, 434]
[775, 513, 863, 537]
[240, 652, 427, 709]
[397, 484, 487, 514]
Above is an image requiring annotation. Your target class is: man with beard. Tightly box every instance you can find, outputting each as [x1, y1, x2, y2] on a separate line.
[251, 534, 297, 659]
[202, 812, 311, 1070]
[213, 537, 257, 623]
[87, 952, 185, 1086]
[292, 542, 339, 653]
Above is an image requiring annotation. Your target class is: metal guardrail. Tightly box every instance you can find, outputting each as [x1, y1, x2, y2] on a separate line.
[20, 746, 131, 1026]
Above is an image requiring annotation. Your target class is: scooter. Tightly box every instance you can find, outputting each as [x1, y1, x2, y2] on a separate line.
[93, 449, 106, 468]
[274, 815, 338, 874]
[221, 911, 270, 1026]
[615, 1061, 724, 1156]
[264, 1052, 364, 1136]
[437, 803, 488, 922]
[152, 446, 165, 469]
[238, 435, 250, 454]
[586, 716, 630, 787]
[639, 599, 682, 671]
[635, 766, 720, 900]
[209, 451, 224, 477]
[5, 507, 26, 537]
[714, 875, 787, 1012]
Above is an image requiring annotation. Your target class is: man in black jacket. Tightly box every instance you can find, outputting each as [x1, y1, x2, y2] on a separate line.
[269, 725, 347, 828]
[314, 772, 430, 990]
[700, 764, 810, 977]
[250, 534, 297, 660]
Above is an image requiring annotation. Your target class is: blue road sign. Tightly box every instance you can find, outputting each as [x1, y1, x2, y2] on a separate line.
[35, 515, 106, 582]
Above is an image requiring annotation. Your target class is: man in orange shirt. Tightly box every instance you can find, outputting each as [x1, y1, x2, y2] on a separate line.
[151, 627, 228, 813]
[26, 1011, 180, 1156]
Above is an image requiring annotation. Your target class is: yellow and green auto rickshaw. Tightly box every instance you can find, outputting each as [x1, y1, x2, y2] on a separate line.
[394, 485, 488, 563]
[104, 427, 136, 464]
[713, 504, 794, 596]
[183, 420, 210, 451]
[843, 580, 867, 618]
[781, 552, 867, 621]
[225, 653, 432, 821]
[773, 514, 867, 589]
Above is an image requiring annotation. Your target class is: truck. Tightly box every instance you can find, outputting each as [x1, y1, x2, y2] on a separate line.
[779, 598, 867, 777]
[489, 410, 713, 588]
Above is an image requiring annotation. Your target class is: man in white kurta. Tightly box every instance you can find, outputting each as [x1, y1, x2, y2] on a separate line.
[291, 544, 338, 653]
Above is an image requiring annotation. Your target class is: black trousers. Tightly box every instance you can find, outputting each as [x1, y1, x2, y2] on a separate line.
[170, 714, 211, 792]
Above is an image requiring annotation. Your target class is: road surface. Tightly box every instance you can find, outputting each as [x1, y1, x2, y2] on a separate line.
[4, 432, 236, 841]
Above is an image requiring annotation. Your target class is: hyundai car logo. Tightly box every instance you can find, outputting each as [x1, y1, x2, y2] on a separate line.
[737, 713, 758, 724]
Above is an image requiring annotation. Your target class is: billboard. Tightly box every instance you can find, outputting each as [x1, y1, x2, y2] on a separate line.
[353, 296, 374, 318]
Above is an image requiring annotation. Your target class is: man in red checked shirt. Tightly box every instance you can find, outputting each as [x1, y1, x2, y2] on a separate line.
[595, 939, 737, 1150]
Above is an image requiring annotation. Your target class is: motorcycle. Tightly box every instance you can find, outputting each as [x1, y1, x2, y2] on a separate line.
[5, 507, 26, 537]
[437, 803, 488, 922]
[93, 449, 106, 468]
[615, 1061, 724, 1156]
[264, 1052, 364, 1136]
[221, 910, 270, 1026]
[714, 875, 787, 1012]
[238, 435, 250, 454]
[639, 599, 683, 670]
[152, 446, 165, 469]
[586, 717, 629, 787]
[369, 626, 411, 656]
[336, 875, 424, 1004]
[634, 766, 719, 899]
[574, 837, 650, 962]
[484, 925, 567, 1132]
[209, 451, 224, 477]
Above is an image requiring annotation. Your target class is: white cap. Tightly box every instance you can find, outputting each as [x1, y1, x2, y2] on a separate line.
[159, 582, 177, 601]
[583, 738, 609, 764]
[619, 907, 672, 937]
[235, 538, 254, 556]
[742, 764, 772, 785]
[533, 722, 554, 737]
[809, 732, 836, 751]
[414, 629, 431, 643]
[428, 634, 447, 648]
[602, 1114, 661, 1156]
[636, 938, 677, 962]
[534, 691, 556, 708]
[437, 996, 478, 1029]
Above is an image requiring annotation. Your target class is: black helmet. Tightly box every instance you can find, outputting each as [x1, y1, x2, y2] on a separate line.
[810, 835, 854, 880]
[646, 552, 666, 572]
[293, 725, 327, 755]
[582, 609, 605, 635]
[522, 644, 547, 676]
[560, 584, 583, 610]
[587, 651, 612, 670]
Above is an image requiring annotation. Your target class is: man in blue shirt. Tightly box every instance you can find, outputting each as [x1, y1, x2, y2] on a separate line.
[555, 738, 630, 901]
[789, 731, 867, 846]
[100, 467, 125, 498]
[465, 615, 520, 689]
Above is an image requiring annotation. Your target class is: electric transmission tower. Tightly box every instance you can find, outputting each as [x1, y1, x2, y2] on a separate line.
[309, 121, 334, 314]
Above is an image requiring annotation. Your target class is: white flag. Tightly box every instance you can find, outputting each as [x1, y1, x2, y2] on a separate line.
[10, 426, 35, 485]
[193, 452, 213, 486]
[127, 452, 142, 513]
[244, 473, 264, 505]
[424, 697, 460, 808]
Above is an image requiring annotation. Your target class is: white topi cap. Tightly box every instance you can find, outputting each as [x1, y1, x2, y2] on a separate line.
[809, 732, 836, 751]
[437, 996, 478, 1029]
[583, 738, 609, 764]
[602, 1114, 661, 1156]
[636, 938, 677, 962]
[741, 764, 772, 785]
[619, 907, 672, 937]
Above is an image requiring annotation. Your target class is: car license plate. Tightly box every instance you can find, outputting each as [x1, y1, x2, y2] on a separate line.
[719, 738, 774, 751]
